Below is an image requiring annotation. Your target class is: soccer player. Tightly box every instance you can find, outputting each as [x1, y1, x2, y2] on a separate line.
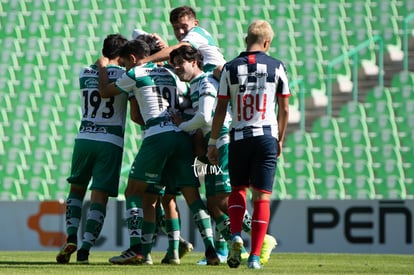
[207, 20, 290, 270]
[133, 32, 194, 261]
[142, 5, 226, 80]
[56, 33, 130, 264]
[169, 45, 231, 263]
[97, 39, 220, 265]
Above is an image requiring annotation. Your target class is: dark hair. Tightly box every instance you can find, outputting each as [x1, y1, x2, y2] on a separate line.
[119, 39, 150, 60]
[169, 45, 203, 69]
[135, 34, 161, 55]
[102, 33, 128, 59]
[169, 6, 196, 24]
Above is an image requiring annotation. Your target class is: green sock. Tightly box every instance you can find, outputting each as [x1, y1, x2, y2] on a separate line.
[215, 214, 232, 241]
[141, 220, 156, 256]
[214, 227, 228, 253]
[80, 202, 106, 251]
[189, 199, 214, 249]
[65, 193, 83, 241]
[165, 218, 180, 256]
[125, 195, 143, 247]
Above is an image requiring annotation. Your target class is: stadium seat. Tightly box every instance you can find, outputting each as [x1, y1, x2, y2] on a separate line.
[20, 177, 51, 201]
[283, 130, 314, 163]
[370, 145, 402, 165]
[373, 159, 407, 199]
[284, 176, 317, 200]
[314, 176, 346, 199]
[338, 117, 371, 149]
[312, 145, 343, 165]
[273, 178, 287, 200]
[0, 177, 23, 201]
[343, 176, 377, 199]
[311, 116, 342, 149]
[341, 144, 372, 165]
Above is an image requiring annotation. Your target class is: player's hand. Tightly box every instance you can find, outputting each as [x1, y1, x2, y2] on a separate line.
[96, 56, 109, 68]
[152, 33, 168, 49]
[277, 141, 283, 158]
[207, 146, 219, 165]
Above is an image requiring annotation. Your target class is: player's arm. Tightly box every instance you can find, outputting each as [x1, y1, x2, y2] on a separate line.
[174, 93, 215, 132]
[276, 95, 289, 157]
[96, 57, 122, 98]
[142, 41, 190, 64]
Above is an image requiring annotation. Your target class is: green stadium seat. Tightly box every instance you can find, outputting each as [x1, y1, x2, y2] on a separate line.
[341, 144, 372, 165]
[314, 176, 346, 199]
[273, 178, 287, 200]
[338, 117, 371, 148]
[312, 145, 343, 165]
[243, 5, 271, 21]
[338, 101, 365, 121]
[284, 176, 317, 200]
[0, 177, 23, 201]
[20, 178, 51, 201]
[283, 130, 313, 160]
[369, 127, 400, 148]
[343, 176, 377, 199]
[4, 160, 27, 184]
[311, 116, 342, 148]
[373, 159, 406, 199]
[370, 145, 402, 165]
[370, 2, 401, 47]
[364, 87, 394, 117]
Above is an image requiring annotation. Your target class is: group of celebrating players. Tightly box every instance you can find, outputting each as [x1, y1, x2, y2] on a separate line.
[55, 5, 290, 270]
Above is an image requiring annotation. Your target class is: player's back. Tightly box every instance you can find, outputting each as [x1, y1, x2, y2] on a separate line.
[128, 63, 187, 124]
[77, 64, 128, 146]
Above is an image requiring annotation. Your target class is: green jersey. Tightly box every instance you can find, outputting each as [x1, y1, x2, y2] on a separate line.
[77, 64, 127, 148]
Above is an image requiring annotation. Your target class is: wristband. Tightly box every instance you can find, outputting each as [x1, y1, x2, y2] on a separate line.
[208, 138, 217, 146]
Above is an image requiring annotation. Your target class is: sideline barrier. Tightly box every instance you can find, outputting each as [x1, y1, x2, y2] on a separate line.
[1, 199, 412, 254]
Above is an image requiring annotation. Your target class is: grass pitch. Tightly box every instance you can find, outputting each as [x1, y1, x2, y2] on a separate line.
[0, 251, 413, 274]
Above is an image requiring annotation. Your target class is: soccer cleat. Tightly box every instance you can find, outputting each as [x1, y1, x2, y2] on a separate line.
[205, 245, 220, 265]
[56, 243, 77, 264]
[247, 259, 263, 270]
[108, 248, 144, 265]
[178, 239, 193, 259]
[241, 251, 249, 261]
[260, 234, 277, 265]
[143, 254, 153, 265]
[196, 249, 227, 265]
[161, 251, 180, 265]
[76, 249, 89, 264]
[227, 235, 243, 268]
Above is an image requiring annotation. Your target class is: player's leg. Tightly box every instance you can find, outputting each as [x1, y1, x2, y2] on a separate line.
[247, 135, 278, 269]
[174, 131, 220, 265]
[108, 180, 145, 265]
[226, 139, 251, 268]
[77, 142, 123, 263]
[56, 140, 90, 264]
[160, 193, 181, 264]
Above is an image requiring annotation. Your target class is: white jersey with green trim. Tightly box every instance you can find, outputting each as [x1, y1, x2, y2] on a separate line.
[182, 26, 226, 71]
[115, 62, 187, 138]
[77, 64, 128, 147]
[179, 72, 231, 142]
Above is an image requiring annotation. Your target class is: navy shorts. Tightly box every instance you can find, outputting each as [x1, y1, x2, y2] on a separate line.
[228, 135, 278, 193]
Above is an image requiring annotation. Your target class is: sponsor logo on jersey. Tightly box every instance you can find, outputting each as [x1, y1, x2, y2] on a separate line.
[79, 122, 108, 134]
[84, 78, 99, 88]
